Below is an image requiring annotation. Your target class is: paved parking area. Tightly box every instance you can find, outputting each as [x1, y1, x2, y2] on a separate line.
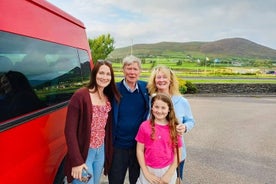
[183, 96, 276, 184]
[101, 96, 276, 184]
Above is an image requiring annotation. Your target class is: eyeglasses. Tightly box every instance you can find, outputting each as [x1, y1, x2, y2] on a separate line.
[81, 168, 92, 183]
[97, 59, 112, 65]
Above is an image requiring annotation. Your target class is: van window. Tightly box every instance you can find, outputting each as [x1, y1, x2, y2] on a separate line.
[0, 31, 90, 121]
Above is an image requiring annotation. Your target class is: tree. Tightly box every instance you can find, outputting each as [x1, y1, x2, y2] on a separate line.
[88, 34, 115, 63]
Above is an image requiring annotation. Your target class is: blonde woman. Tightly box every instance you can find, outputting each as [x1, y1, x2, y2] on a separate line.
[147, 65, 195, 181]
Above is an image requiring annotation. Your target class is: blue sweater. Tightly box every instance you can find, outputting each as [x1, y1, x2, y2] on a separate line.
[112, 80, 149, 148]
[172, 95, 195, 160]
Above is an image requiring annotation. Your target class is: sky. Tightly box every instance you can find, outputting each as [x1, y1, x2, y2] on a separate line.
[47, 0, 276, 50]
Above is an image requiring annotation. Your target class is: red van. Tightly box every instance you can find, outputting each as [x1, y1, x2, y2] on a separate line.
[0, 0, 92, 183]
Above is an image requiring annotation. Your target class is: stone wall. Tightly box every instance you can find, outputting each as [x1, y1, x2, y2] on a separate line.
[194, 83, 276, 95]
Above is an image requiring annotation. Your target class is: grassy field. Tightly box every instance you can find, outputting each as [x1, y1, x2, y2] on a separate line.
[111, 59, 276, 84]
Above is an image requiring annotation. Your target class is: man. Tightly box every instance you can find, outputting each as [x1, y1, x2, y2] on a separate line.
[108, 55, 150, 184]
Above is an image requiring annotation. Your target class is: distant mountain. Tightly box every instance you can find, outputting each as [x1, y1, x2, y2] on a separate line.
[109, 38, 276, 59]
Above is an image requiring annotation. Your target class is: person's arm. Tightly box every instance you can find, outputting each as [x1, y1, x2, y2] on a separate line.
[182, 99, 195, 132]
[176, 98, 195, 134]
[160, 147, 182, 184]
[64, 91, 88, 179]
[64, 98, 84, 164]
[136, 142, 161, 184]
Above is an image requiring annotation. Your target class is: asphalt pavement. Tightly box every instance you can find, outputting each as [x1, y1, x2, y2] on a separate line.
[101, 96, 276, 184]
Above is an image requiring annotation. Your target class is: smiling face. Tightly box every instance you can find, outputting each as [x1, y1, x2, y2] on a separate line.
[154, 70, 171, 93]
[151, 98, 170, 123]
[123, 62, 141, 87]
[96, 64, 112, 89]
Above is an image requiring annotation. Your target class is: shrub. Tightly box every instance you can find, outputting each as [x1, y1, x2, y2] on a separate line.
[176, 60, 183, 66]
[178, 78, 187, 94]
[185, 81, 198, 94]
[178, 78, 198, 94]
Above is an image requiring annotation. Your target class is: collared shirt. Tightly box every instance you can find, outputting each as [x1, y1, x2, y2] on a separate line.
[123, 79, 139, 93]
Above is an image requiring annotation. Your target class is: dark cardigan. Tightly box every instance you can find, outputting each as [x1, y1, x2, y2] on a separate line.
[64, 87, 113, 182]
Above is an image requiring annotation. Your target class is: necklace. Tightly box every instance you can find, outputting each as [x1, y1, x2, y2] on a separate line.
[97, 90, 104, 100]
[88, 89, 103, 99]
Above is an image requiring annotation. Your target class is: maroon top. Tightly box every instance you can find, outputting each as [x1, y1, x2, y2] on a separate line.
[64, 87, 113, 182]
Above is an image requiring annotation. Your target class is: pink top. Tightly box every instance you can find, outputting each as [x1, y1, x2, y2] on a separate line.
[135, 120, 183, 168]
[90, 101, 111, 148]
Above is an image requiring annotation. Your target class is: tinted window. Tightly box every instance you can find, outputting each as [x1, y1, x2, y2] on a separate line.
[0, 31, 91, 122]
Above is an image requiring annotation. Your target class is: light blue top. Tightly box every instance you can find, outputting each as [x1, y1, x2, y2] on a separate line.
[171, 95, 195, 160]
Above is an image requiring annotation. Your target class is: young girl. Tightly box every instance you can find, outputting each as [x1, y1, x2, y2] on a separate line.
[147, 65, 195, 180]
[136, 93, 182, 184]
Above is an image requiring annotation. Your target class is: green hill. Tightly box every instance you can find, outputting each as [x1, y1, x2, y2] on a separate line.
[109, 38, 276, 60]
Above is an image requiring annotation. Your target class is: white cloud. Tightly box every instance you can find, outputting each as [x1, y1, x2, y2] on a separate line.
[48, 0, 276, 49]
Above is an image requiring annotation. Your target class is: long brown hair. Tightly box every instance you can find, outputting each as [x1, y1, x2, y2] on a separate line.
[149, 93, 179, 146]
[87, 60, 120, 102]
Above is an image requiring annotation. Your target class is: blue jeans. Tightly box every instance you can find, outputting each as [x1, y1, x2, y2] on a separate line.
[177, 160, 185, 179]
[72, 144, 105, 184]
[108, 147, 140, 184]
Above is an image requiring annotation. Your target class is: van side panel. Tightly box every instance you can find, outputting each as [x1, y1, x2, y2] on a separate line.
[1, 0, 91, 57]
[0, 0, 92, 183]
[0, 108, 67, 183]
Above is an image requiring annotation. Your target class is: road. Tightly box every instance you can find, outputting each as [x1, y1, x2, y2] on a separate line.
[183, 96, 276, 184]
[101, 96, 276, 184]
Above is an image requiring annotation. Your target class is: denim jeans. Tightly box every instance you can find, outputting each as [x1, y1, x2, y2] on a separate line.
[108, 147, 140, 184]
[177, 159, 185, 179]
[72, 144, 104, 184]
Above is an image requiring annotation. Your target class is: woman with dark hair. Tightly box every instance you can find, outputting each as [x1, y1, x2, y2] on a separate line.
[0, 70, 45, 122]
[64, 60, 120, 184]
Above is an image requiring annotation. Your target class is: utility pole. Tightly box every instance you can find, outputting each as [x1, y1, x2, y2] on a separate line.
[130, 39, 133, 55]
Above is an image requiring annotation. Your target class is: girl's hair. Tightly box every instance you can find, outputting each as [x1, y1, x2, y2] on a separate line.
[87, 60, 120, 102]
[149, 93, 179, 146]
[147, 65, 180, 96]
